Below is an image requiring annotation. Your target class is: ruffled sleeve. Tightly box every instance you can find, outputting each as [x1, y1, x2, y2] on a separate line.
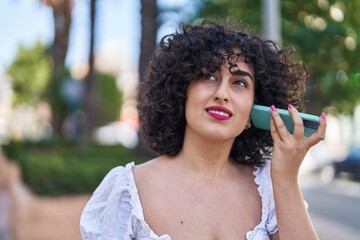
[246, 159, 278, 240]
[80, 163, 135, 240]
[247, 159, 310, 239]
[261, 160, 278, 236]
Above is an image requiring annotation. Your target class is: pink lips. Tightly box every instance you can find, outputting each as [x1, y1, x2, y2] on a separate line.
[206, 106, 233, 121]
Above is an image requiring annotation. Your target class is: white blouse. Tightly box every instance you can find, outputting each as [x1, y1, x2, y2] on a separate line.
[80, 160, 278, 240]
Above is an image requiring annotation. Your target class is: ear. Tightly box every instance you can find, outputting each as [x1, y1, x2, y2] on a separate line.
[245, 119, 252, 129]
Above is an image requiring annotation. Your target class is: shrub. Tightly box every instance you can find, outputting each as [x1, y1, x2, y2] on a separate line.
[2, 141, 145, 196]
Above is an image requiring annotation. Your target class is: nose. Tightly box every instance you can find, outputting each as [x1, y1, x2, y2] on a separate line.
[214, 81, 230, 103]
[214, 96, 229, 103]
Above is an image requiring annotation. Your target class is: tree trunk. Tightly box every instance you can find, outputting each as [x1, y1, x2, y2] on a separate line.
[42, 0, 73, 138]
[136, 0, 159, 158]
[139, 0, 158, 82]
[80, 0, 98, 144]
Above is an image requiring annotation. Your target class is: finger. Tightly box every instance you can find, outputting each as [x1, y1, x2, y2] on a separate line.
[306, 112, 327, 147]
[270, 105, 290, 141]
[287, 104, 304, 139]
[270, 115, 281, 142]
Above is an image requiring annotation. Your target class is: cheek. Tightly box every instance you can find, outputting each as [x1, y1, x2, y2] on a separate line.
[234, 94, 254, 120]
[185, 94, 202, 116]
[185, 84, 211, 122]
[185, 87, 199, 119]
[186, 84, 211, 105]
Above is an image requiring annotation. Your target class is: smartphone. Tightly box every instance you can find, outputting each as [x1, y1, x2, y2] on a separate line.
[251, 104, 322, 139]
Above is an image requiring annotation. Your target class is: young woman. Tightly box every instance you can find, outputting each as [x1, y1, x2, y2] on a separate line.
[80, 20, 326, 240]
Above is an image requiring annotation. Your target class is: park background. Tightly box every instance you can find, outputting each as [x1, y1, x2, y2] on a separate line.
[0, 0, 359, 239]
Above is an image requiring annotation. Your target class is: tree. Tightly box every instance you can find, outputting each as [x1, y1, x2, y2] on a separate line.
[139, 0, 159, 82]
[281, 0, 360, 114]
[41, 0, 73, 137]
[136, 0, 159, 157]
[7, 42, 52, 106]
[196, 0, 360, 114]
[80, 0, 98, 143]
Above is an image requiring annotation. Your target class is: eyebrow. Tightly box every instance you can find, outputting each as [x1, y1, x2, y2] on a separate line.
[232, 69, 254, 82]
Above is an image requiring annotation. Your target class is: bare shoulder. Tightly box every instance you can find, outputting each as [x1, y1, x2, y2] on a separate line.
[132, 156, 174, 208]
[133, 156, 171, 184]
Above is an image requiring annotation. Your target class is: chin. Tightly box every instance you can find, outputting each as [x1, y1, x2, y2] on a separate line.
[202, 130, 238, 143]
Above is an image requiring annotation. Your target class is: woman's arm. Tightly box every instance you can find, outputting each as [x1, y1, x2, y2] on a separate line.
[269, 104, 326, 240]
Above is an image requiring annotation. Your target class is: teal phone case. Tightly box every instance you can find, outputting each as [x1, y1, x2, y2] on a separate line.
[251, 104, 321, 138]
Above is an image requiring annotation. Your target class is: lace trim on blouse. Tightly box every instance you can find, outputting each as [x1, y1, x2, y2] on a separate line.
[246, 161, 278, 239]
[126, 162, 171, 239]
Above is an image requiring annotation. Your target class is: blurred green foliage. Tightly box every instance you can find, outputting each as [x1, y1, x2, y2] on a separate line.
[7, 42, 123, 139]
[48, 68, 71, 134]
[2, 141, 145, 196]
[3, 21, 126, 197]
[196, 0, 360, 114]
[96, 73, 123, 126]
[7, 42, 52, 106]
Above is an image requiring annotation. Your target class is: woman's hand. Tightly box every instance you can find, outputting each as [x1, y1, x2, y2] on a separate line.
[269, 104, 327, 183]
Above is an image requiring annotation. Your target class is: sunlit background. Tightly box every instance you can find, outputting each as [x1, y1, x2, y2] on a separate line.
[0, 0, 359, 239]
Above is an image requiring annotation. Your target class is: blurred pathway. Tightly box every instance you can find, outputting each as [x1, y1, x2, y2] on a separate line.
[300, 173, 360, 239]
[14, 195, 89, 240]
[0, 190, 11, 240]
[0, 150, 14, 240]
[0, 149, 90, 240]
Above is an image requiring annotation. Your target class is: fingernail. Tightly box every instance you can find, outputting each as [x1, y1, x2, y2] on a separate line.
[271, 105, 276, 112]
[288, 104, 293, 109]
[321, 112, 326, 120]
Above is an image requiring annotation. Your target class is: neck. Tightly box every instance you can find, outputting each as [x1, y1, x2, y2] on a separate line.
[176, 128, 235, 180]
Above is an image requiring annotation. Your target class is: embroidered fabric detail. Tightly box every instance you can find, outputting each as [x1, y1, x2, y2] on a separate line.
[246, 160, 278, 240]
[125, 163, 171, 240]
[80, 162, 170, 240]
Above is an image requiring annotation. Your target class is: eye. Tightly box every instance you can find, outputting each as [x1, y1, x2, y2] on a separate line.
[233, 79, 248, 87]
[203, 73, 216, 81]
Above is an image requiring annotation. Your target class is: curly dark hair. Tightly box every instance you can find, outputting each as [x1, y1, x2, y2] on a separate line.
[137, 19, 307, 167]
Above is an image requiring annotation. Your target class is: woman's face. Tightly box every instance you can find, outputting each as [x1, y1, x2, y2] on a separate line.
[185, 56, 255, 142]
